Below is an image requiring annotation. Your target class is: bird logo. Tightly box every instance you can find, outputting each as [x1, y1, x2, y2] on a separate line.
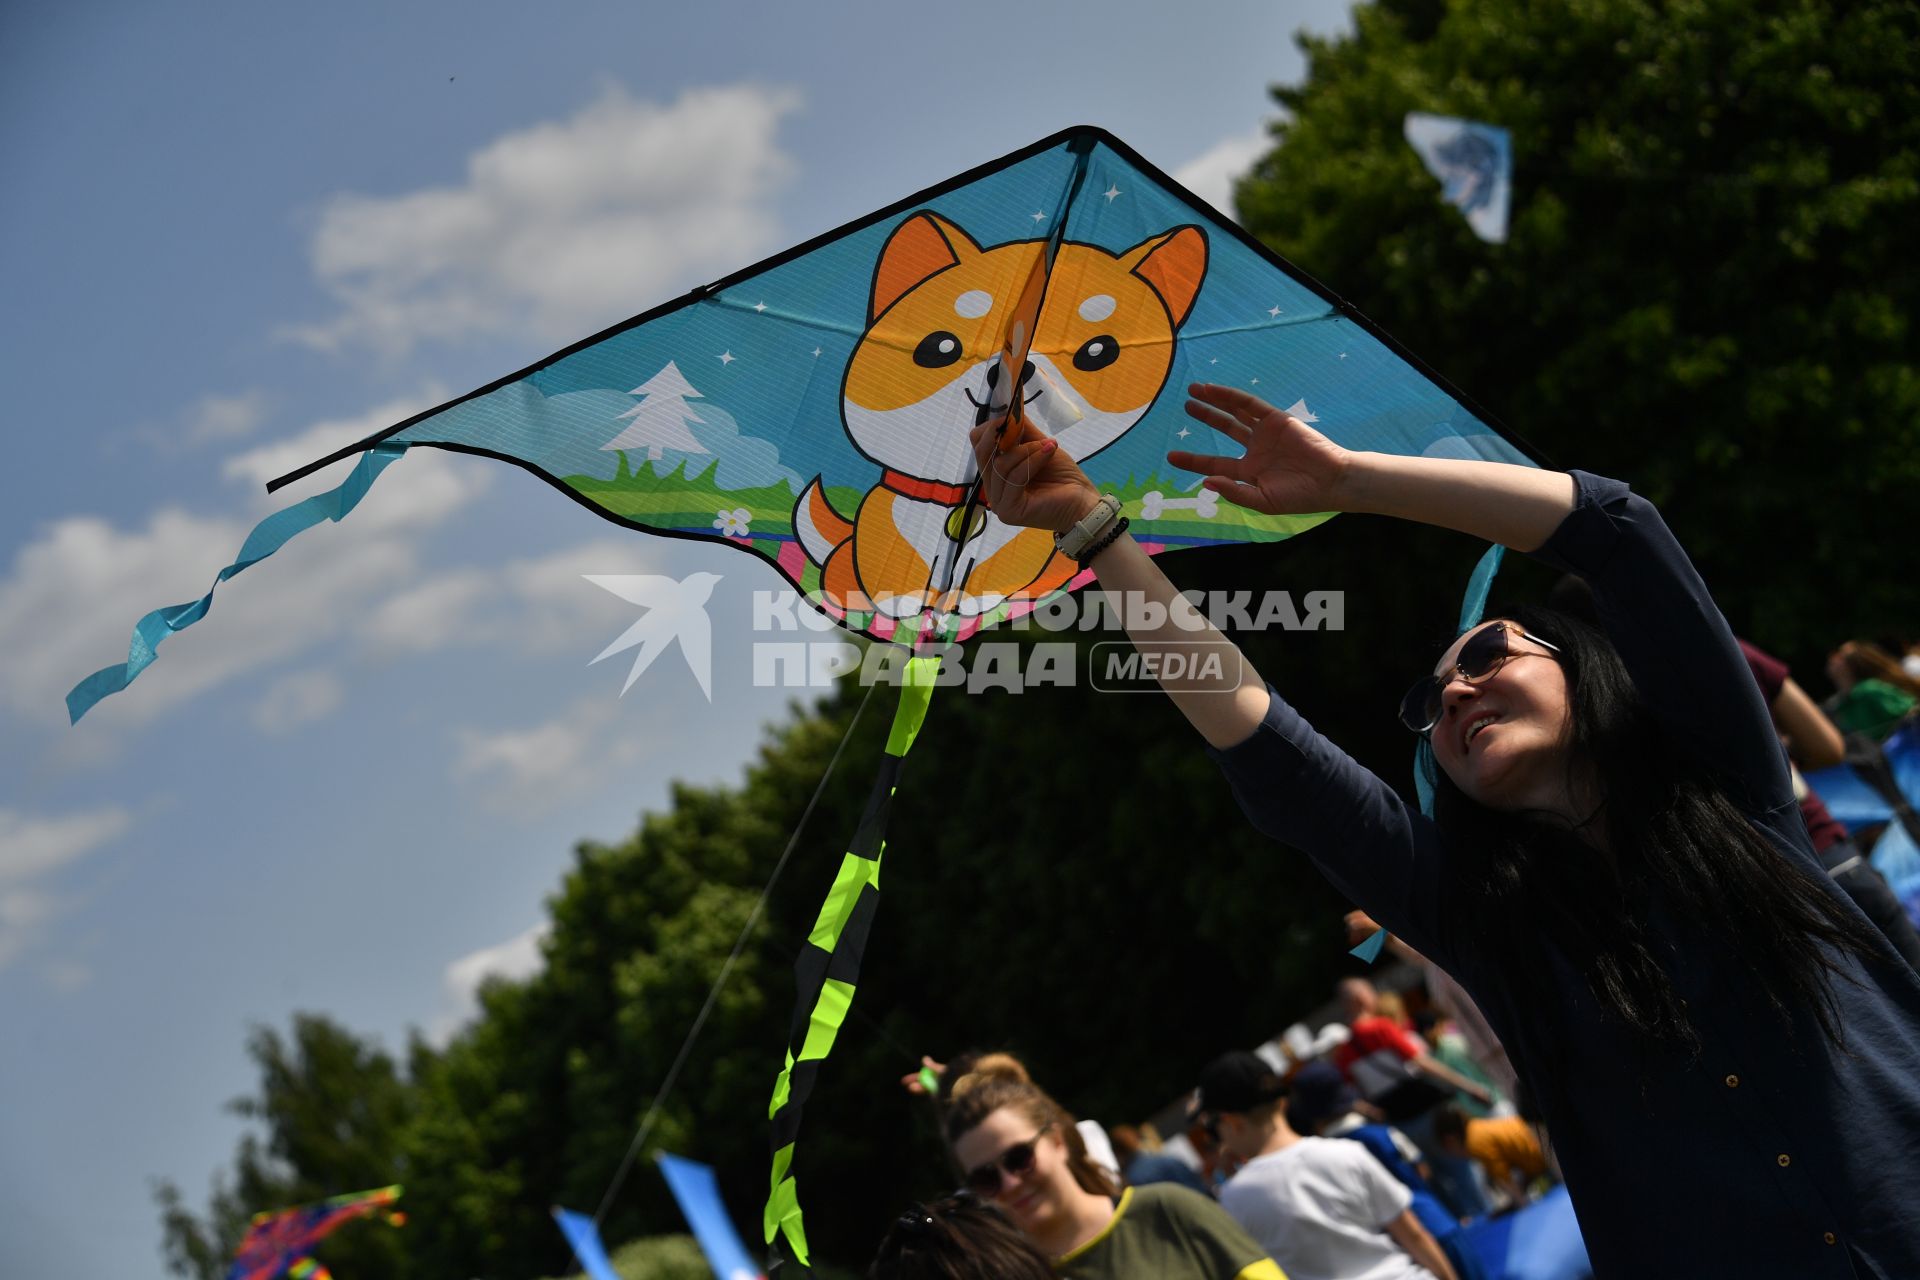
[583, 572, 722, 699]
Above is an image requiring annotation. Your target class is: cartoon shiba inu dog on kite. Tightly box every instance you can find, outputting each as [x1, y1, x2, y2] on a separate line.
[793, 211, 1207, 620]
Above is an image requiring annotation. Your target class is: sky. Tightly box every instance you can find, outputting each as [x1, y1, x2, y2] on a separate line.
[0, 1, 1355, 1272]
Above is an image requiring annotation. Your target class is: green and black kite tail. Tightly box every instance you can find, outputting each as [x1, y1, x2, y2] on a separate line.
[764, 656, 936, 1270]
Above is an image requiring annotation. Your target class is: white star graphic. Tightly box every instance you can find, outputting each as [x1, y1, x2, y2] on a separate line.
[1177, 426, 1192, 440]
[1339, 352, 1348, 360]
[1267, 305, 1283, 318]
[811, 347, 822, 358]
[1251, 377, 1260, 385]
[1031, 210, 1046, 223]
[1103, 185, 1122, 202]
[1209, 357, 1218, 365]
[753, 301, 767, 313]
[719, 350, 735, 365]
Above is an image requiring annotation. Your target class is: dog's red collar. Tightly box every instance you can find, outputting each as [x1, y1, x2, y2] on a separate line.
[881, 469, 989, 509]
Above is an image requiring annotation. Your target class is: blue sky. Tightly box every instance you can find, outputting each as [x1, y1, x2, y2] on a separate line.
[0, 1, 1353, 1272]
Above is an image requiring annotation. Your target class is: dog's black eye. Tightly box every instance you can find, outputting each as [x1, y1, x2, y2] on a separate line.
[914, 331, 963, 368]
[1073, 335, 1119, 371]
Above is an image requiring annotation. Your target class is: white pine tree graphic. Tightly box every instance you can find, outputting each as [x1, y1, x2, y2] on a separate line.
[604, 361, 711, 461]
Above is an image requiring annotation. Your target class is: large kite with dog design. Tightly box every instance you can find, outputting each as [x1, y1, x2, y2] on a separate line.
[67, 126, 1539, 1272]
[67, 125, 1536, 722]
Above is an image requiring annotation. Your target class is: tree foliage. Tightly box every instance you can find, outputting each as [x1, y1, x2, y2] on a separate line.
[161, 670, 1351, 1276]
[156, 1015, 411, 1280]
[1239, 0, 1919, 660]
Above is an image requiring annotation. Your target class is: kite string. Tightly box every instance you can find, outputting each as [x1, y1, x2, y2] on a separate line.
[590, 677, 882, 1226]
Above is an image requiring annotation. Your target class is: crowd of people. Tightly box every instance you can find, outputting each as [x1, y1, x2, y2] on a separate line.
[865, 384, 1920, 1278]
[870, 958, 1550, 1280]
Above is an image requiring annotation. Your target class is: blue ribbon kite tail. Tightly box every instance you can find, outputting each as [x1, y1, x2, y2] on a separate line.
[65, 444, 409, 724]
[1353, 542, 1508, 964]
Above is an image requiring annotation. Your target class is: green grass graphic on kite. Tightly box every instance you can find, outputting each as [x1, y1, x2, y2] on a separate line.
[67, 125, 1537, 723]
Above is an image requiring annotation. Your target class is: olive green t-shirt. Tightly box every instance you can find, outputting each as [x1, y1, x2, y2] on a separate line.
[1054, 1184, 1287, 1280]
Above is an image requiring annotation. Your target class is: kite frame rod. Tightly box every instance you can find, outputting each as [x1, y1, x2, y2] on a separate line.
[267, 124, 1550, 495]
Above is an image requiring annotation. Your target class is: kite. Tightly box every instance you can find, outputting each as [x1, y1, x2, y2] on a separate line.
[70, 126, 1543, 1270]
[1404, 112, 1514, 244]
[225, 1184, 401, 1280]
[658, 1152, 766, 1280]
[552, 1207, 625, 1280]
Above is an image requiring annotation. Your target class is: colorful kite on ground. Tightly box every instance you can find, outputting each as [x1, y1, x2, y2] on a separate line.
[225, 1185, 401, 1280]
[73, 126, 1542, 1272]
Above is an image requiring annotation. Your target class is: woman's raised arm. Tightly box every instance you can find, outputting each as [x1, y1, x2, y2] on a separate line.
[970, 384, 1577, 749]
[1172, 383, 1576, 553]
[967, 408, 1269, 748]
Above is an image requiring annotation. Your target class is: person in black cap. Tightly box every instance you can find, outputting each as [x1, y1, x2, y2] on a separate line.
[1196, 1051, 1456, 1280]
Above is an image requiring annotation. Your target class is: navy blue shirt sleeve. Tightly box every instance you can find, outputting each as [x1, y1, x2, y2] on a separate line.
[1205, 469, 1791, 972]
[1205, 688, 1459, 971]
[1531, 471, 1792, 813]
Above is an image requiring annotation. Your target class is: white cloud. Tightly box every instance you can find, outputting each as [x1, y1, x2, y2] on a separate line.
[429, 921, 550, 1044]
[360, 573, 492, 655]
[120, 391, 273, 456]
[290, 82, 802, 354]
[0, 807, 128, 974]
[451, 696, 652, 818]
[250, 670, 346, 734]
[0, 888, 56, 972]
[359, 538, 657, 657]
[1174, 129, 1272, 222]
[219, 392, 482, 538]
[181, 392, 271, 446]
[0, 394, 482, 734]
[0, 807, 129, 886]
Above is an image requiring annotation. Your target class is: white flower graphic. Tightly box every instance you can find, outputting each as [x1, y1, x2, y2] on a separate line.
[713, 507, 752, 538]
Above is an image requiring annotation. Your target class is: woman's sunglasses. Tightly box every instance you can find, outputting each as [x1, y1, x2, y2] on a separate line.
[1399, 621, 1561, 735]
[962, 1124, 1052, 1196]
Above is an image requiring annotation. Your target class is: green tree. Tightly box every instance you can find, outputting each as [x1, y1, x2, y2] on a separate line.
[157, 1013, 412, 1279]
[1237, 0, 1920, 664]
[168, 670, 1349, 1276]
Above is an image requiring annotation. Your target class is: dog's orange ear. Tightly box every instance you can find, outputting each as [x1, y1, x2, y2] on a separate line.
[870, 212, 979, 321]
[1124, 226, 1208, 328]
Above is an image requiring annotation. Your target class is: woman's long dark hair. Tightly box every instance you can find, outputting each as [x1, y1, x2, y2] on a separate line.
[1429, 604, 1884, 1062]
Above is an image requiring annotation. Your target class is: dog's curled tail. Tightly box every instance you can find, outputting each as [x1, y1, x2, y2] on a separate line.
[792, 478, 853, 566]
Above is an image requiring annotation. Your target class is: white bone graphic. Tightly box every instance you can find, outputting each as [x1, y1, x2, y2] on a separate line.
[1140, 489, 1220, 521]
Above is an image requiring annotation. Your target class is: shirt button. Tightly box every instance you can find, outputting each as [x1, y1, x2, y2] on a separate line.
[1824, 1232, 1837, 1245]
[1777, 1154, 1791, 1167]
[1724, 1074, 1739, 1088]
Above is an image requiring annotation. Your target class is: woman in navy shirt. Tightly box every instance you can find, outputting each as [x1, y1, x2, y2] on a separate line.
[970, 385, 1920, 1277]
